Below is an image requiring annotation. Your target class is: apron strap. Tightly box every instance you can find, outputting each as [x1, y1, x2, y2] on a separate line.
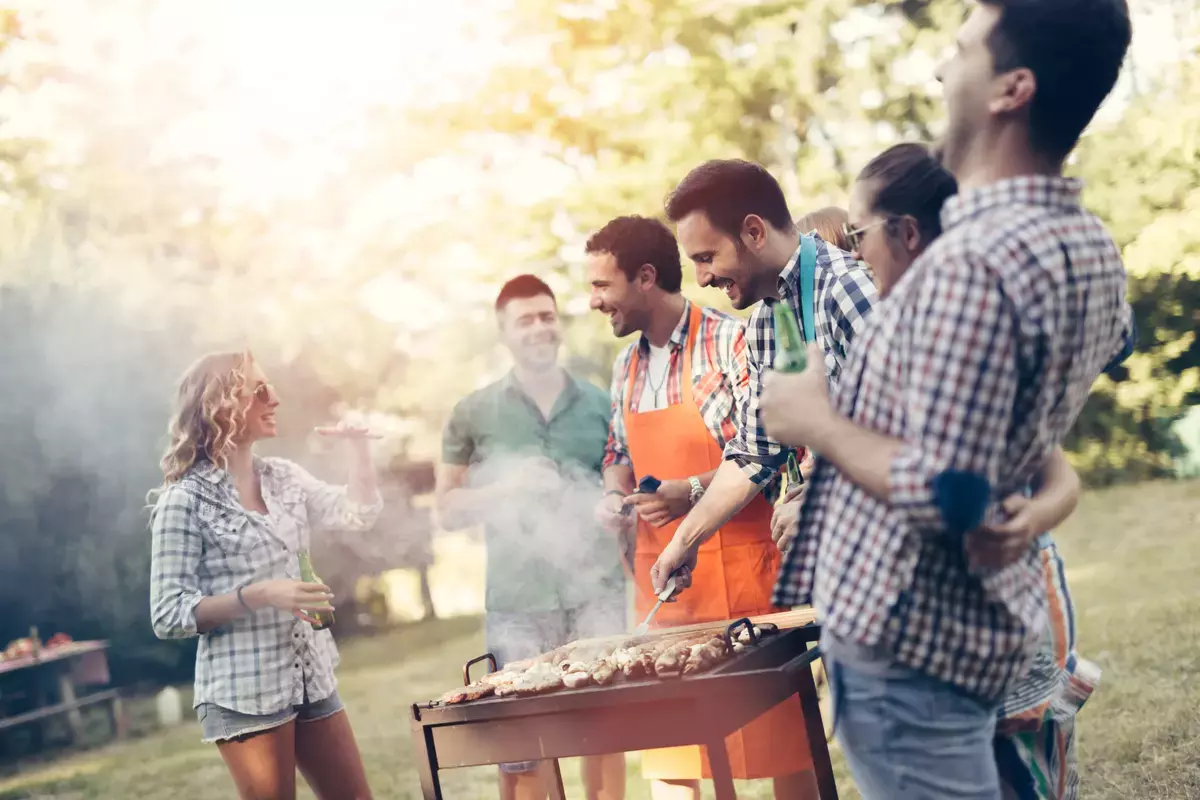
[798, 234, 817, 343]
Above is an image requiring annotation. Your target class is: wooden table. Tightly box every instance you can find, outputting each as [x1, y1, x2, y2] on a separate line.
[0, 641, 124, 746]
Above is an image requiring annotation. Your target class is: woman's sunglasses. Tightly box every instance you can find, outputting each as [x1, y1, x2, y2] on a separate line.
[251, 383, 277, 404]
[841, 219, 889, 252]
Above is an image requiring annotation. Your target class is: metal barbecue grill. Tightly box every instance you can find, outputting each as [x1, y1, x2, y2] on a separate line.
[409, 613, 838, 799]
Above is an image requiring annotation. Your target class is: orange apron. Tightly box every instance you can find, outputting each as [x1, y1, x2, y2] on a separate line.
[624, 304, 812, 781]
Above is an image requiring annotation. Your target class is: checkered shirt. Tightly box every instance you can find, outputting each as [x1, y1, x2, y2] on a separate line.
[774, 176, 1131, 701]
[150, 457, 382, 714]
[726, 234, 878, 485]
[604, 299, 751, 471]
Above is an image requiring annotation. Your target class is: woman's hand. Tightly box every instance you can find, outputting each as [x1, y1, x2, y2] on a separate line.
[245, 579, 335, 625]
[315, 421, 380, 507]
[315, 422, 382, 444]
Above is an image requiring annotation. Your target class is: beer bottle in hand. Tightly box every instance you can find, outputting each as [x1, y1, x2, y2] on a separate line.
[298, 550, 335, 631]
[773, 302, 808, 488]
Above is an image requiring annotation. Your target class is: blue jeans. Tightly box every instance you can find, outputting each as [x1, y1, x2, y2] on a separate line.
[827, 655, 1002, 799]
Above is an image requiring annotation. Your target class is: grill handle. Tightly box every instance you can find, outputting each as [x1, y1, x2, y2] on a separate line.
[723, 617, 756, 651]
[463, 653, 498, 686]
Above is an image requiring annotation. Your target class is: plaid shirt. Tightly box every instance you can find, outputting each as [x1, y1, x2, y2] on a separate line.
[150, 458, 382, 715]
[774, 176, 1131, 701]
[604, 300, 749, 471]
[726, 234, 878, 484]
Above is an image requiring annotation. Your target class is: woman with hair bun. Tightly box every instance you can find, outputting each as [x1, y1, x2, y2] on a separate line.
[149, 350, 382, 800]
[844, 142, 1102, 800]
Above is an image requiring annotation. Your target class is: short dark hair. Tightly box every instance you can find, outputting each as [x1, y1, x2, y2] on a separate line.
[495, 274, 556, 313]
[585, 215, 682, 293]
[983, 0, 1131, 160]
[858, 143, 958, 243]
[665, 160, 793, 241]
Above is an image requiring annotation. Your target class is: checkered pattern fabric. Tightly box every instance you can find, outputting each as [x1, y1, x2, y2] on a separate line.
[774, 176, 1131, 701]
[726, 234, 878, 485]
[604, 299, 749, 469]
[150, 458, 382, 714]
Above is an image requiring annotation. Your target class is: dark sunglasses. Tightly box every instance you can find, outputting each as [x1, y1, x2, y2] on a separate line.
[252, 383, 277, 403]
[841, 219, 888, 252]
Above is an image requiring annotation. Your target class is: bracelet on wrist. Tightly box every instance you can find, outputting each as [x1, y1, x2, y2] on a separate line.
[605, 489, 625, 499]
[237, 585, 255, 615]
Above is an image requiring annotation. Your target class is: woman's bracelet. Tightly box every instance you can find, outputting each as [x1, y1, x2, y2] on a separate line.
[236, 585, 255, 615]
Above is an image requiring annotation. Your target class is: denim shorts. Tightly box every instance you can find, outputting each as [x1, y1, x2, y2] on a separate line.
[198, 690, 344, 743]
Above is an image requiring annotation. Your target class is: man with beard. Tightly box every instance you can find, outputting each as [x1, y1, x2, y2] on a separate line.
[757, 1, 1134, 797]
[589, 216, 818, 800]
[438, 274, 627, 800]
[648, 160, 878, 595]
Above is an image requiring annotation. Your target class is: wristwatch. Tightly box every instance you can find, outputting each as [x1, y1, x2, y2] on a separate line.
[688, 476, 705, 506]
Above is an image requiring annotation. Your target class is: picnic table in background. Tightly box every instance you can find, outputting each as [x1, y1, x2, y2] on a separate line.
[0, 636, 125, 749]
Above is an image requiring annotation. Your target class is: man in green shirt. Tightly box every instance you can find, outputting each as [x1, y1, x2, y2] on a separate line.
[437, 274, 627, 800]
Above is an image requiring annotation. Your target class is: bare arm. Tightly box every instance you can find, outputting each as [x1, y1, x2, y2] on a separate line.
[1026, 447, 1080, 530]
[672, 461, 764, 549]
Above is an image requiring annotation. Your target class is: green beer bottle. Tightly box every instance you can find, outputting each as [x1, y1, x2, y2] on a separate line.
[773, 302, 808, 487]
[298, 550, 335, 631]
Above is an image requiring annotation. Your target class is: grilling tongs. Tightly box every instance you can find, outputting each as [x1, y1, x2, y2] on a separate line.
[634, 572, 680, 635]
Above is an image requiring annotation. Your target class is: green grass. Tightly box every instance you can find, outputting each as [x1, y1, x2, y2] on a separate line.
[0, 480, 1197, 799]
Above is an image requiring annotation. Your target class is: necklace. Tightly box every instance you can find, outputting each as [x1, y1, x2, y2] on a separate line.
[646, 348, 670, 407]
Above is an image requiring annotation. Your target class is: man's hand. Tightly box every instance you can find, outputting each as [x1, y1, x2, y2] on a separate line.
[771, 482, 807, 554]
[650, 536, 697, 599]
[761, 344, 835, 449]
[624, 480, 692, 528]
[595, 492, 629, 533]
[965, 494, 1045, 570]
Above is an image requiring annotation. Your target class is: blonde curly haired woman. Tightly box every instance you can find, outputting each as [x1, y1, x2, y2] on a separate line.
[149, 351, 382, 800]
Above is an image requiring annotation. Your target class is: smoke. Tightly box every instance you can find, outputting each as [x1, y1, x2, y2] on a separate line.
[451, 451, 631, 618]
[0, 281, 198, 681]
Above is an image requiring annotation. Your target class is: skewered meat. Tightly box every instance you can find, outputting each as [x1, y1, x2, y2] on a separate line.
[591, 661, 616, 686]
[434, 625, 774, 704]
[441, 682, 496, 704]
[514, 672, 564, 696]
[653, 642, 691, 679]
[683, 637, 728, 676]
[562, 670, 592, 689]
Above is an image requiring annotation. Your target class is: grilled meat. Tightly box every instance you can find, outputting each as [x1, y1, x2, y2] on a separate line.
[592, 661, 616, 686]
[436, 625, 773, 704]
[682, 637, 728, 676]
[562, 670, 592, 689]
[441, 682, 496, 704]
[653, 642, 691, 679]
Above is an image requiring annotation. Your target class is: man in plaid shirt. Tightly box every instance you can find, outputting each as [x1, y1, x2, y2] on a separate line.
[759, 0, 1133, 797]
[649, 160, 878, 593]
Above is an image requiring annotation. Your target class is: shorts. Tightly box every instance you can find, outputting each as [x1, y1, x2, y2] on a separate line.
[485, 595, 627, 774]
[198, 690, 344, 744]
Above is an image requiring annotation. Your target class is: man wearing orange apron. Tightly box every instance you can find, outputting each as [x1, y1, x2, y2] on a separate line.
[586, 215, 817, 800]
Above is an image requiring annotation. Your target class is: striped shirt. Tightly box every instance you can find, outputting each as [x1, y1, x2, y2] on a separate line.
[603, 299, 749, 471]
[774, 176, 1131, 701]
[149, 458, 382, 715]
[726, 234, 878, 485]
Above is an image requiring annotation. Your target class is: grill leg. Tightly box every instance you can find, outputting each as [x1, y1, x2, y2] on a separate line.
[546, 759, 567, 800]
[707, 738, 737, 800]
[797, 648, 839, 800]
[412, 725, 443, 799]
